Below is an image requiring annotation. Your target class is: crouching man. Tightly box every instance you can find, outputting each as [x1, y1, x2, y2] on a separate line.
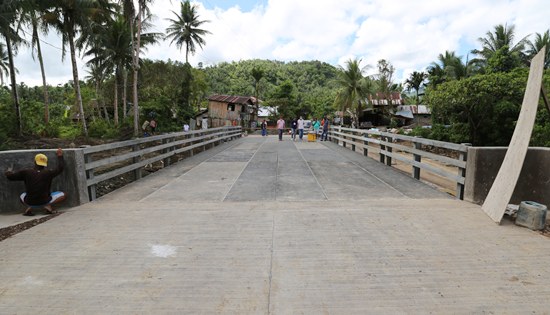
[5, 148, 66, 216]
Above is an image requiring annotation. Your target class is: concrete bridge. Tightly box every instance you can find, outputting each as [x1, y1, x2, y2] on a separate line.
[1, 136, 550, 313]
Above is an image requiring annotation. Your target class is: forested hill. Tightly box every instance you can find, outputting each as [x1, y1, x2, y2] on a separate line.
[202, 59, 341, 117]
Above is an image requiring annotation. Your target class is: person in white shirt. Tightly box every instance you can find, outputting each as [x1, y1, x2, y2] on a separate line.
[297, 116, 305, 141]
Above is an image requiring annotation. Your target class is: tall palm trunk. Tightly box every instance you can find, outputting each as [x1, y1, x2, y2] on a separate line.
[5, 36, 21, 135]
[122, 70, 127, 118]
[32, 25, 50, 124]
[131, 11, 141, 136]
[114, 72, 119, 126]
[68, 29, 88, 137]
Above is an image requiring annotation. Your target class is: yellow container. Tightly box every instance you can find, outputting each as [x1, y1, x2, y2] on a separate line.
[307, 133, 316, 142]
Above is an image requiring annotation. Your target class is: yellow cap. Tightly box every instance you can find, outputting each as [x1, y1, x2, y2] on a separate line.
[35, 154, 48, 167]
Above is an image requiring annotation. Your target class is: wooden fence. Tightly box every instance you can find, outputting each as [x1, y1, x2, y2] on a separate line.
[329, 126, 469, 199]
[83, 126, 242, 200]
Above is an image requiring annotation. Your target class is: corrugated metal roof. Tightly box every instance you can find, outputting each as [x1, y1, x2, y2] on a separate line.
[207, 94, 258, 105]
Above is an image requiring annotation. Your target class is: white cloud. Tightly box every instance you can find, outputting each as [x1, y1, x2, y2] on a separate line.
[10, 0, 550, 88]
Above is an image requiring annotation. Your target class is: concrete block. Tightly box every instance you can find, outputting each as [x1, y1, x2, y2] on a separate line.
[515, 201, 547, 230]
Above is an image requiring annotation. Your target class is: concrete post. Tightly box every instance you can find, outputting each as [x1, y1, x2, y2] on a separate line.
[85, 154, 96, 201]
[132, 144, 142, 181]
[363, 133, 369, 157]
[413, 140, 422, 180]
[386, 136, 393, 166]
[379, 135, 386, 164]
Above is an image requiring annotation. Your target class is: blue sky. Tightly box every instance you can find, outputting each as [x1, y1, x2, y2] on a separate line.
[201, 0, 267, 11]
[13, 0, 550, 87]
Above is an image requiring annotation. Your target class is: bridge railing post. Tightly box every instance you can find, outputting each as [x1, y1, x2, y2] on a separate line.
[85, 154, 97, 201]
[133, 144, 142, 180]
[351, 130, 356, 152]
[385, 136, 393, 166]
[379, 135, 386, 164]
[342, 129, 347, 148]
[413, 140, 421, 180]
[456, 143, 470, 200]
[363, 132, 369, 156]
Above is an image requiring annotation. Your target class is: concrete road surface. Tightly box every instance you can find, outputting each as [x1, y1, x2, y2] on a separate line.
[1, 136, 549, 314]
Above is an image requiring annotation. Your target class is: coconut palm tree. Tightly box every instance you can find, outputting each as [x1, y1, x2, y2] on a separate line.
[24, 0, 52, 123]
[42, 0, 113, 137]
[471, 23, 529, 69]
[85, 14, 159, 126]
[0, 0, 29, 135]
[526, 30, 550, 68]
[0, 43, 9, 86]
[334, 59, 372, 127]
[427, 51, 472, 87]
[165, 0, 211, 64]
[405, 71, 427, 105]
[119, 0, 155, 136]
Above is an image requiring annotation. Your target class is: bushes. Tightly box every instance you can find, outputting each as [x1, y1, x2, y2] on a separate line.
[88, 119, 119, 139]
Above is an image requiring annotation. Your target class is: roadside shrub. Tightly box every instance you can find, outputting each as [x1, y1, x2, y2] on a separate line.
[410, 126, 431, 138]
[58, 123, 83, 140]
[429, 124, 451, 142]
[88, 119, 119, 139]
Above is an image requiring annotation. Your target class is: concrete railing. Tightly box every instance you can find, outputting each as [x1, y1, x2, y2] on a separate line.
[0, 127, 242, 213]
[83, 126, 242, 200]
[329, 126, 469, 199]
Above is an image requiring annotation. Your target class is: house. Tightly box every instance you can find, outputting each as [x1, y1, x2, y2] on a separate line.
[393, 105, 432, 126]
[361, 92, 405, 126]
[201, 94, 259, 128]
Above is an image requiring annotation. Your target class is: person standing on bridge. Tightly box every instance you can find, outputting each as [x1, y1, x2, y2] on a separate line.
[290, 118, 298, 141]
[261, 119, 268, 136]
[5, 149, 66, 216]
[297, 116, 305, 141]
[277, 116, 285, 141]
[321, 116, 330, 141]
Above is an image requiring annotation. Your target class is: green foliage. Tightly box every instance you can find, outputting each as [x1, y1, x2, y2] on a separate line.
[426, 69, 528, 145]
[88, 119, 119, 138]
[203, 59, 339, 120]
[58, 123, 83, 140]
[486, 45, 522, 73]
[410, 126, 431, 138]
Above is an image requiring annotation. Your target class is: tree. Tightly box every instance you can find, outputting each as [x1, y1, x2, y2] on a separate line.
[426, 69, 528, 145]
[405, 71, 427, 104]
[251, 66, 264, 122]
[334, 58, 371, 127]
[25, 0, 52, 124]
[526, 30, 550, 69]
[0, 0, 29, 135]
[85, 14, 159, 126]
[471, 23, 528, 69]
[119, 0, 156, 136]
[0, 43, 9, 86]
[427, 51, 471, 88]
[43, 0, 112, 137]
[165, 0, 211, 64]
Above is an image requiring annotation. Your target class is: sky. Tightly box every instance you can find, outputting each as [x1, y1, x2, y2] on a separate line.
[12, 0, 550, 87]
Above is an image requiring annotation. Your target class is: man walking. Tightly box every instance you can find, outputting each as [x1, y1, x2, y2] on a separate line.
[277, 116, 285, 141]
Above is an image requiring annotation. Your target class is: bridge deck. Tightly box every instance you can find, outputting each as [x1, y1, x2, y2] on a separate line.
[1, 136, 549, 313]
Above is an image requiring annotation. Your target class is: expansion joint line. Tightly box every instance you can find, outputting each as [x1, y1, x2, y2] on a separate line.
[267, 214, 275, 314]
